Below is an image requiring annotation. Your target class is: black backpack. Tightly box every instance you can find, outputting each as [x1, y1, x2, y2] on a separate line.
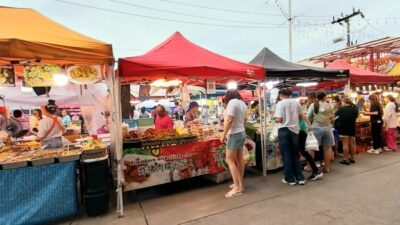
[3, 118, 24, 138]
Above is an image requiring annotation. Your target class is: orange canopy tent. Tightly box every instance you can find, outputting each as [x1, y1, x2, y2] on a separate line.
[0, 6, 114, 65]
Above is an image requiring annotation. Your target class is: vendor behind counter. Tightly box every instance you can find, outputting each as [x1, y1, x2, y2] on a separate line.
[37, 99, 65, 140]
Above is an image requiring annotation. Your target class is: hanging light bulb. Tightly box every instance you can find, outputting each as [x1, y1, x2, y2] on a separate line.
[53, 73, 69, 86]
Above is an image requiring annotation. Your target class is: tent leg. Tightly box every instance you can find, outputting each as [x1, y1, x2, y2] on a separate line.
[257, 82, 267, 176]
[108, 67, 124, 218]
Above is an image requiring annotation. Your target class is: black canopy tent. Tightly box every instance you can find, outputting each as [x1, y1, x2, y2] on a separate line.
[250, 48, 349, 87]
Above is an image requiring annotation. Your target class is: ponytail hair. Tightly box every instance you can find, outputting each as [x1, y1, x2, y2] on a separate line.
[314, 92, 327, 114]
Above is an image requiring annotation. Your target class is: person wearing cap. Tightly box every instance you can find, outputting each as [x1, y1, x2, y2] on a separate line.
[37, 99, 65, 140]
[274, 88, 306, 186]
[184, 101, 201, 128]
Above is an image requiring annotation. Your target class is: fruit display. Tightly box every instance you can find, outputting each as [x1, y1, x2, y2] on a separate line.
[81, 139, 107, 150]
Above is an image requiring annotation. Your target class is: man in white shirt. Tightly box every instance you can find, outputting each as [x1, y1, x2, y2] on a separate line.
[274, 88, 305, 185]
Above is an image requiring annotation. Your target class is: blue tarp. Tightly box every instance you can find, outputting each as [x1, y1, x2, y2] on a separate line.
[0, 161, 78, 225]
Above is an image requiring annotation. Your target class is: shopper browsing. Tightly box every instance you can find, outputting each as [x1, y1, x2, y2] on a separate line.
[274, 88, 305, 185]
[220, 90, 247, 197]
[298, 115, 323, 180]
[335, 98, 359, 165]
[362, 94, 384, 154]
[383, 95, 398, 151]
[307, 92, 334, 173]
[139, 107, 150, 119]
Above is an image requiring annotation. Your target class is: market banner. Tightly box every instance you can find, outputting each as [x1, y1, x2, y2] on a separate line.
[0, 66, 15, 87]
[23, 65, 61, 87]
[67, 65, 101, 84]
[122, 138, 255, 191]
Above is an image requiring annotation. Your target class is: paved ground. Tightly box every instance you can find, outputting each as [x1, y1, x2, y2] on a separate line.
[62, 150, 400, 225]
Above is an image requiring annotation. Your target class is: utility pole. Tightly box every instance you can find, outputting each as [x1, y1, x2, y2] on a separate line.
[288, 0, 292, 62]
[332, 8, 365, 47]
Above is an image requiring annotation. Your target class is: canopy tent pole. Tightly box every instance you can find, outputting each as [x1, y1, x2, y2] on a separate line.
[107, 66, 124, 218]
[257, 82, 267, 176]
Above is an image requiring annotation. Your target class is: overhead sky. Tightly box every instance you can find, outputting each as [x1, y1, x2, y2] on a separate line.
[2, 0, 399, 62]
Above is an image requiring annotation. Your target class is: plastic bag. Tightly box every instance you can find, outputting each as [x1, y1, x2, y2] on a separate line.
[305, 132, 319, 151]
[269, 123, 280, 142]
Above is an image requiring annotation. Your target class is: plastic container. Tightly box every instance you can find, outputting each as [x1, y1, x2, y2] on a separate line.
[82, 156, 109, 193]
[84, 191, 109, 216]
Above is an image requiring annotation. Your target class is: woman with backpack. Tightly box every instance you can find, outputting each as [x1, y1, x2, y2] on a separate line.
[307, 92, 334, 173]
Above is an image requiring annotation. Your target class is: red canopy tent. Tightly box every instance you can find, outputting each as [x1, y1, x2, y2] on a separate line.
[118, 32, 265, 84]
[326, 60, 399, 85]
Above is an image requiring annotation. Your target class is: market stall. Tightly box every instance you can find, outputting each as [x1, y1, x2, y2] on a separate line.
[116, 32, 265, 213]
[0, 7, 115, 224]
[326, 59, 400, 153]
[249, 48, 349, 172]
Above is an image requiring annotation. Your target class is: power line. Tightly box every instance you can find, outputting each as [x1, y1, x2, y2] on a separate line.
[54, 0, 287, 29]
[109, 0, 285, 25]
[160, 0, 284, 17]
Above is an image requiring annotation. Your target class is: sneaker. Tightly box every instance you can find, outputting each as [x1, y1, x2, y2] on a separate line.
[282, 178, 296, 186]
[378, 148, 383, 153]
[367, 149, 380, 154]
[340, 160, 351, 165]
[383, 147, 396, 152]
[308, 172, 323, 181]
[298, 180, 306, 185]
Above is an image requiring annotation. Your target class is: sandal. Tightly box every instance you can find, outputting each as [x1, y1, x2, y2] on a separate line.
[349, 158, 356, 164]
[225, 188, 243, 198]
[229, 184, 244, 191]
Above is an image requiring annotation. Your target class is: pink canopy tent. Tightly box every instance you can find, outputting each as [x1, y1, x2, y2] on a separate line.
[326, 60, 399, 85]
[118, 32, 265, 84]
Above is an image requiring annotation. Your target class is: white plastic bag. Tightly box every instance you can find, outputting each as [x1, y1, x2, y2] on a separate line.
[269, 123, 280, 142]
[305, 132, 319, 151]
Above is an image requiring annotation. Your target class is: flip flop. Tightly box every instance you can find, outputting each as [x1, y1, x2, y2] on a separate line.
[225, 189, 242, 198]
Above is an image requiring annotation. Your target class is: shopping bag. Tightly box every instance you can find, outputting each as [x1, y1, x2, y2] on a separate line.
[305, 132, 319, 151]
[269, 123, 280, 142]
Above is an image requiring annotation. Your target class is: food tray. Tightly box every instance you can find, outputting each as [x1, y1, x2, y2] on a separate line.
[81, 148, 107, 160]
[1, 160, 28, 170]
[30, 157, 55, 166]
[57, 154, 80, 162]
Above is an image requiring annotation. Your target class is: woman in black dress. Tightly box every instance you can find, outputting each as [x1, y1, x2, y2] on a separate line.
[335, 98, 358, 165]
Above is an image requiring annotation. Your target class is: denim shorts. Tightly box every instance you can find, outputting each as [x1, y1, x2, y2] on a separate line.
[312, 127, 334, 147]
[227, 131, 246, 150]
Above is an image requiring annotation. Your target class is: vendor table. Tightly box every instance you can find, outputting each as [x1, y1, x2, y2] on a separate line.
[0, 161, 78, 225]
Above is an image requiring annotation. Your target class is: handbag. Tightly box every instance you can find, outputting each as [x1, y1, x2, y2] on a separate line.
[305, 132, 319, 151]
[269, 123, 280, 142]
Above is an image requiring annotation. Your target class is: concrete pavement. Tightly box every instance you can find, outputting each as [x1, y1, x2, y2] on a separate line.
[64, 151, 400, 225]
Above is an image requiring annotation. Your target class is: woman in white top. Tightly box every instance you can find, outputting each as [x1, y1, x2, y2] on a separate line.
[383, 95, 398, 151]
[220, 90, 247, 198]
[37, 100, 65, 140]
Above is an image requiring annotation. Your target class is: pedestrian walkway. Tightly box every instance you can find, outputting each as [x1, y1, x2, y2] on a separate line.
[65, 151, 400, 225]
